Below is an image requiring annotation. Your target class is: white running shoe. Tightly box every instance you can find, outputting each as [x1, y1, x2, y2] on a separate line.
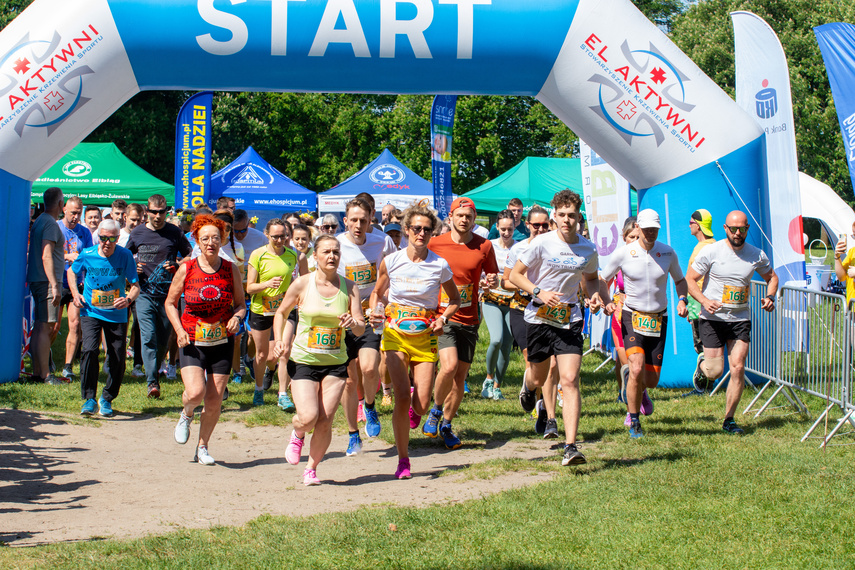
[195, 446, 215, 465]
[159, 360, 168, 375]
[166, 364, 177, 380]
[174, 412, 193, 444]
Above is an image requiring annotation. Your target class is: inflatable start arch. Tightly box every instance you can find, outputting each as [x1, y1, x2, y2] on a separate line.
[0, 0, 766, 384]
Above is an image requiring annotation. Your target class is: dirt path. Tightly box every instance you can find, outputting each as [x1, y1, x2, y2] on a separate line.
[0, 408, 556, 547]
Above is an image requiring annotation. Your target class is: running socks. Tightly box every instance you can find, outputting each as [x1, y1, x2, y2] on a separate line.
[630, 413, 640, 423]
[365, 401, 375, 411]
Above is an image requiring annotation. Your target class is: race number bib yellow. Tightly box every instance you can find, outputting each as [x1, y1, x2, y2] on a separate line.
[721, 284, 750, 309]
[536, 302, 573, 326]
[387, 303, 434, 320]
[345, 263, 377, 290]
[441, 284, 473, 308]
[307, 326, 342, 354]
[261, 293, 284, 316]
[631, 310, 662, 338]
[91, 288, 120, 309]
[195, 320, 227, 347]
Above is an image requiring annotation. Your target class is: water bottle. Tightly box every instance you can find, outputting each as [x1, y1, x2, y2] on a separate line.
[373, 302, 385, 335]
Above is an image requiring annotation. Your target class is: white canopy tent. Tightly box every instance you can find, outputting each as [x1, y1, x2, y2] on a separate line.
[799, 171, 855, 241]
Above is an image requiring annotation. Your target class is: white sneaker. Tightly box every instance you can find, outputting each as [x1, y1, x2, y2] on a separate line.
[131, 364, 145, 378]
[166, 364, 177, 380]
[195, 446, 215, 465]
[174, 412, 192, 444]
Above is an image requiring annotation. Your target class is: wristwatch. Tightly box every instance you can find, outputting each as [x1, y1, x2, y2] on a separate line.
[766, 294, 776, 302]
[678, 296, 688, 304]
[532, 287, 541, 298]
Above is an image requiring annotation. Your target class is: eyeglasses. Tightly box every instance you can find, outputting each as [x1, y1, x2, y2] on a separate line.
[726, 225, 749, 235]
[234, 226, 248, 235]
[147, 208, 167, 215]
[269, 233, 286, 240]
[99, 235, 118, 243]
[322, 225, 338, 231]
[408, 225, 432, 235]
[199, 236, 221, 244]
[529, 222, 550, 230]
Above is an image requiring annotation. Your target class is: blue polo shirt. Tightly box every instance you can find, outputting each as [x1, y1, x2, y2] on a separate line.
[58, 220, 93, 288]
[70, 245, 138, 323]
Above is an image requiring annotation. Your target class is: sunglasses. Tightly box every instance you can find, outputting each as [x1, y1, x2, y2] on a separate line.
[99, 235, 118, 243]
[408, 225, 432, 235]
[322, 224, 338, 231]
[147, 208, 167, 215]
[726, 225, 749, 235]
[233, 226, 248, 235]
[268, 233, 286, 240]
[529, 222, 550, 230]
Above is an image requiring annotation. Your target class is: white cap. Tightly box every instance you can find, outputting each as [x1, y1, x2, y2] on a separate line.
[637, 209, 661, 229]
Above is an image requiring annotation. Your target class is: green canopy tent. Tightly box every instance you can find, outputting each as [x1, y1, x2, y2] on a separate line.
[32, 143, 174, 206]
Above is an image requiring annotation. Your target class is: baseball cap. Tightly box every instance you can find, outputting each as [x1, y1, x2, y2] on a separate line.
[691, 209, 713, 237]
[450, 197, 477, 215]
[636, 209, 661, 229]
[384, 223, 402, 233]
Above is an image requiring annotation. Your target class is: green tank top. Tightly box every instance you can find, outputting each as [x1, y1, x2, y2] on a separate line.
[290, 274, 349, 366]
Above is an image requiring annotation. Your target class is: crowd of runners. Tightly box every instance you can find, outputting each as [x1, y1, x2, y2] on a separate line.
[25, 186, 778, 485]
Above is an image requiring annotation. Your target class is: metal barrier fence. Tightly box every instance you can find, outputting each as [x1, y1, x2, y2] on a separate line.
[743, 281, 855, 447]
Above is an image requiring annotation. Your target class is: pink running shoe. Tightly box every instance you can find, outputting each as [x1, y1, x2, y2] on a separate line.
[303, 468, 321, 486]
[640, 389, 654, 416]
[357, 400, 366, 423]
[624, 412, 632, 427]
[395, 458, 412, 480]
[285, 430, 304, 465]
[409, 407, 422, 430]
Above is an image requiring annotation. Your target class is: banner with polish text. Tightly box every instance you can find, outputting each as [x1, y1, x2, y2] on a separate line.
[430, 95, 457, 221]
[175, 91, 212, 210]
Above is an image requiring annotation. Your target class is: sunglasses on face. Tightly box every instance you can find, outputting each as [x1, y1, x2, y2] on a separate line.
[726, 225, 749, 235]
[147, 208, 167, 215]
[408, 225, 432, 235]
[322, 225, 338, 231]
[234, 227, 248, 235]
[529, 222, 550, 230]
[99, 235, 118, 243]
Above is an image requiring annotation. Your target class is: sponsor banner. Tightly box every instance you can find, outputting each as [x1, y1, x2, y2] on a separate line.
[579, 139, 630, 271]
[430, 95, 457, 220]
[815, 23, 855, 198]
[732, 12, 804, 284]
[320, 193, 437, 214]
[537, 0, 763, 190]
[0, 0, 139, 181]
[175, 91, 212, 209]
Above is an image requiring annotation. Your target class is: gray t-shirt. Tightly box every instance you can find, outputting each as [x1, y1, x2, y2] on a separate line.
[27, 213, 64, 285]
[691, 239, 772, 322]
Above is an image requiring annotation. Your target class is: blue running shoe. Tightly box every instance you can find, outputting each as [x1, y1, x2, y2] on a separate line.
[365, 407, 381, 437]
[233, 373, 243, 385]
[440, 424, 462, 450]
[278, 392, 296, 412]
[80, 398, 96, 416]
[253, 389, 264, 406]
[629, 419, 644, 439]
[463, 381, 470, 395]
[346, 432, 363, 456]
[422, 408, 442, 438]
[98, 397, 114, 418]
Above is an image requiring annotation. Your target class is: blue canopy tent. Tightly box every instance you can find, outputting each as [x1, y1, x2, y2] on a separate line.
[208, 146, 316, 225]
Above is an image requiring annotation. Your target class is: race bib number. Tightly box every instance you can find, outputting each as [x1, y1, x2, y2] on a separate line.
[91, 289, 120, 309]
[631, 310, 662, 338]
[441, 284, 473, 308]
[195, 320, 227, 347]
[345, 263, 377, 290]
[387, 303, 433, 320]
[262, 293, 284, 316]
[307, 326, 342, 354]
[721, 284, 750, 309]
[493, 286, 515, 297]
[536, 302, 573, 326]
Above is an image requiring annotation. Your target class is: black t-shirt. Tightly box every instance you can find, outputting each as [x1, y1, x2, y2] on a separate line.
[126, 223, 192, 298]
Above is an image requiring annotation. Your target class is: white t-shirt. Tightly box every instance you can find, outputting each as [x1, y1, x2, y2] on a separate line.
[472, 224, 489, 239]
[487, 238, 516, 299]
[505, 239, 530, 272]
[337, 231, 397, 301]
[601, 239, 684, 314]
[384, 249, 453, 309]
[118, 227, 131, 248]
[518, 231, 598, 328]
[691, 239, 772, 322]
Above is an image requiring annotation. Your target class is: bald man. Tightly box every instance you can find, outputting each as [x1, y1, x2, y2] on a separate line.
[685, 211, 778, 435]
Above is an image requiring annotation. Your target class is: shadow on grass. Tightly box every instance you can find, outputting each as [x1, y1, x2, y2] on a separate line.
[586, 450, 687, 474]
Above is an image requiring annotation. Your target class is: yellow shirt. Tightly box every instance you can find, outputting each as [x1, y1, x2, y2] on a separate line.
[840, 246, 855, 306]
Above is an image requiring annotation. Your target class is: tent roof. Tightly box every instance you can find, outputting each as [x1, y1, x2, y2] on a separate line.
[464, 157, 583, 213]
[32, 142, 173, 206]
[799, 171, 855, 240]
[209, 146, 316, 212]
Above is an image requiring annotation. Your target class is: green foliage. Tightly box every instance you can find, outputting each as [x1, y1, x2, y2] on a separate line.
[0, 0, 32, 29]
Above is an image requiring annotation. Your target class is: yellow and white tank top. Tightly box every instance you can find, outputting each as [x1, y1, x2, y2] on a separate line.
[290, 275, 349, 366]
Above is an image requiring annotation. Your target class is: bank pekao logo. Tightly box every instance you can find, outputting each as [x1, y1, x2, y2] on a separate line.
[62, 160, 91, 177]
[755, 79, 778, 119]
[369, 164, 405, 185]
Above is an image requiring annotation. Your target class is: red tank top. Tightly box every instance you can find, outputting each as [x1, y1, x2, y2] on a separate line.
[181, 258, 236, 339]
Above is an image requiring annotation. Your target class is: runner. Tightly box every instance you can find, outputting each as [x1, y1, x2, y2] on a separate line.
[246, 219, 301, 409]
[686, 210, 778, 434]
[608, 217, 640, 404]
[68, 219, 139, 417]
[423, 197, 499, 450]
[336, 198, 397, 454]
[84, 205, 102, 241]
[601, 209, 689, 439]
[273, 234, 365, 485]
[480, 209, 517, 400]
[166, 215, 246, 465]
[686, 209, 716, 392]
[509, 190, 606, 465]
[369, 204, 460, 479]
[291, 223, 316, 272]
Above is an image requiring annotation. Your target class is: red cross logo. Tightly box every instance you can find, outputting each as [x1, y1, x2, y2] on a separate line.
[616, 100, 636, 121]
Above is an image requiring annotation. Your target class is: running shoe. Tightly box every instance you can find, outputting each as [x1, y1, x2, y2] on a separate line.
[131, 364, 145, 378]
[629, 419, 644, 439]
[561, 443, 586, 466]
[395, 458, 412, 480]
[357, 400, 366, 423]
[303, 468, 321, 486]
[98, 397, 114, 418]
[692, 354, 711, 392]
[174, 411, 193, 444]
[557, 385, 564, 408]
[640, 389, 654, 416]
[49, 350, 56, 373]
[519, 380, 537, 412]
[534, 399, 547, 435]
[147, 383, 161, 399]
[422, 408, 442, 438]
[166, 364, 177, 380]
[233, 373, 243, 385]
[243, 353, 255, 381]
[223, 387, 229, 402]
[624, 412, 632, 427]
[365, 406, 381, 437]
[60, 366, 75, 381]
[481, 378, 494, 399]
[346, 432, 363, 456]
[126, 346, 134, 359]
[194, 446, 215, 465]
[440, 424, 462, 450]
[381, 393, 393, 407]
[262, 367, 276, 390]
[278, 392, 296, 412]
[253, 388, 264, 406]
[285, 430, 304, 464]
[80, 398, 96, 416]
[463, 381, 470, 395]
[158, 360, 168, 376]
[722, 418, 745, 435]
[408, 407, 421, 430]
[492, 386, 505, 401]
[543, 418, 559, 439]
[619, 365, 630, 403]
[46, 374, 69, 385]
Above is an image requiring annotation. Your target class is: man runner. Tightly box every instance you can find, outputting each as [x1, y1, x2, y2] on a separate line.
[685, 210, 778, 434]
[686, 209, 716, 391]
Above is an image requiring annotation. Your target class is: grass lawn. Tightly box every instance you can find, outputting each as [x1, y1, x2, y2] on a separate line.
[2, 320, 854, 568]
